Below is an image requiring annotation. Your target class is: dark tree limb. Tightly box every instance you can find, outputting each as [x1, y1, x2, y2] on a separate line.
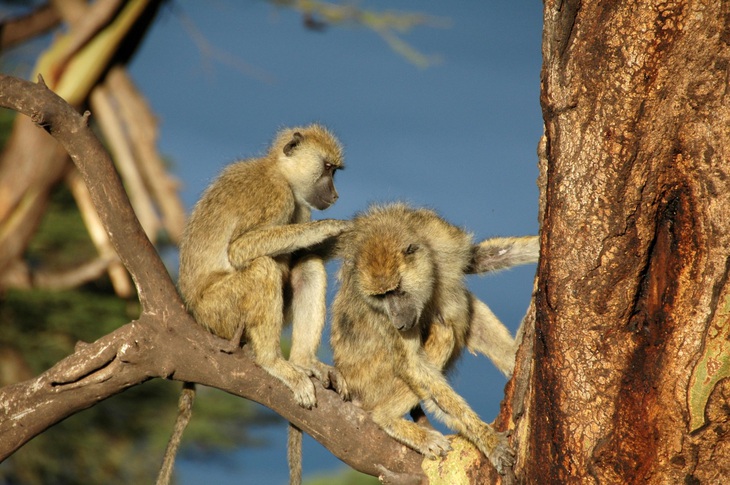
[0, 3, 61, 51]
[0, 74, 426, 483]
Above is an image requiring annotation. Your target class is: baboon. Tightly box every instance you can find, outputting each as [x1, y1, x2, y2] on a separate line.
[330, 203, 538, 474]
[157, 124, 349, 485]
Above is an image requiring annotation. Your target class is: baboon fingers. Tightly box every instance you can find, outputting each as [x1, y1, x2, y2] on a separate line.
[488, 431, 516, 475]
[296, 360, 349, 400]
[290, 377, 317, 409]
[327, 367, 350, 401]
[295, 360, 332, 389]
[422, 429, 452, 459]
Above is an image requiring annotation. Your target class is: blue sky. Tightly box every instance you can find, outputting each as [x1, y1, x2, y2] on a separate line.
[7, 1, 544, 483]
[131, 2, 544, 483]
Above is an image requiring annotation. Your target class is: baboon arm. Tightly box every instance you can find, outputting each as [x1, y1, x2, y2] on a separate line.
[466, 235, 539, 274]
[227, 219, 351, 268]
[404, 357, 514, 471]
[400, 355, 453, 404]
[466, 294, 517, 377]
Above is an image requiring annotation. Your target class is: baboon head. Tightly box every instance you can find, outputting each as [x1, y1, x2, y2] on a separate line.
[277, 124, 344, 211]
[350, 219, 436, 332]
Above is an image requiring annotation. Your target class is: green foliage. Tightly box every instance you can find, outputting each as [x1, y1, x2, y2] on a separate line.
[0, 287, 170, 485]
[688, 290, 730, 431]
[182, 386, 281, 456]
[0, 109, 14, 147]
[26, 185, 98, 271]
[1, 288, 137, 373]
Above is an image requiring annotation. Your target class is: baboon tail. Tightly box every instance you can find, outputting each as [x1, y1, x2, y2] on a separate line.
[466, 235, 539, 274]
[288, 423, 303, 485]
[156, 382, 196, 485]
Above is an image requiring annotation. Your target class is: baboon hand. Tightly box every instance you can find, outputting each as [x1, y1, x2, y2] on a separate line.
[488, 430, 516, 475]
[323, 219, 354, 236]
[420, 429, 452, 459]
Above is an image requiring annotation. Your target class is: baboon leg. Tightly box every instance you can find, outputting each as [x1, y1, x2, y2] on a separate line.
[239, 257, 317, 408]
[467, 235, 539, 274]
[409, 404, 434, 429]
[288, 256, 333, 382]
[466, 294, 518, 377]
[287, 256, 328, 485]
[371, 415, 451, 459]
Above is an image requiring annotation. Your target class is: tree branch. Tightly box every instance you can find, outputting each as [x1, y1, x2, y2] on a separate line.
[0, 74, 427, 483]
[0, 73, 178, 315]
[0, 3, 61, 51]
[0, 254, 115, 290]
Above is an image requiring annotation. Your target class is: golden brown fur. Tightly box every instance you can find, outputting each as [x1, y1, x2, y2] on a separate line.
[158, 125, 348, 485]
[330, 203, 538, 474]
[178, 124, 347, 400]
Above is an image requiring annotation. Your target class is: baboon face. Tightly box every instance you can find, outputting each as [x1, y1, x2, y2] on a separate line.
[354, 231, 435, 332]
[280, 128, 343, 211]
[306, 160, 339, 210]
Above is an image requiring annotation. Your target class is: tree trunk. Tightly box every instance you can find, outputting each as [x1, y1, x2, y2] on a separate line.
[499, 1, 730, 483]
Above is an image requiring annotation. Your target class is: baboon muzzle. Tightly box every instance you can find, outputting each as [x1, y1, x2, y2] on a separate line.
[385, 295, 419, 332]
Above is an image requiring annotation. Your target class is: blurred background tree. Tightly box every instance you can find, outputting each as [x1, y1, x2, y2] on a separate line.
[0, 2, 267, 483]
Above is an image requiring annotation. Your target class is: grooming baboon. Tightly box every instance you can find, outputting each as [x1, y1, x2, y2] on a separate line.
[330, 203, 538, 474]
[157, 124, 348, 485]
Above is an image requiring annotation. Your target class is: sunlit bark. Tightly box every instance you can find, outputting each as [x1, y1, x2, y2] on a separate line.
[498, 2, 730, 483]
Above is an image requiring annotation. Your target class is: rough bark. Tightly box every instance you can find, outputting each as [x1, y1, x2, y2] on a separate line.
[0, 74, 428, 484]
[498, 1, 730, 483]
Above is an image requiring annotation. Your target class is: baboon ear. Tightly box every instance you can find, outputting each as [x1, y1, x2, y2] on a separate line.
[283, 132, 304, 156]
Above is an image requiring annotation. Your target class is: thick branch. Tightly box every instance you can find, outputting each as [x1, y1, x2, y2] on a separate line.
[0, 314, 424, 481]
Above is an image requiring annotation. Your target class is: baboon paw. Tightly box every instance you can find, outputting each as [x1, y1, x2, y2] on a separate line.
[305, 361, 332, 388]
[291, 377, 317, 409]
[488, 432, 516, 475]
[328, 368, 350, 401]
[294, 360, 332, 387]
[421, 430, 451, 459]
[295, 362, 350, 400]
[331, 219, 354, 234]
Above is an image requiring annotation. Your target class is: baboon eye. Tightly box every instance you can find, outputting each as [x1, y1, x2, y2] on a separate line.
[404, 244, 419, 255]
[324, 159, 339, 174]
[372, 287, 403, 299]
